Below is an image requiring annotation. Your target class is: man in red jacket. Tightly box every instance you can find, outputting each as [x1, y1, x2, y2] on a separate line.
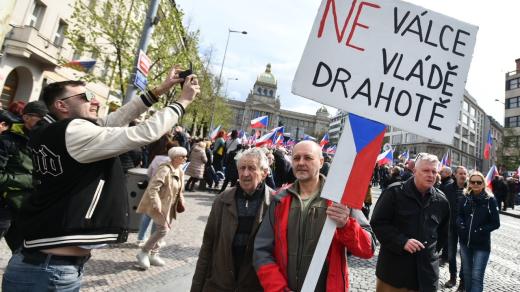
[253, 141, 375, 292]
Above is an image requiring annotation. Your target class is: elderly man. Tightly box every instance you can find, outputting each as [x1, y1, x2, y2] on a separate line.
[254, 141, 375, 292]
[371, 153, 450, 292]
[2, 67, 199, 291]
[191, 147, 274, 292]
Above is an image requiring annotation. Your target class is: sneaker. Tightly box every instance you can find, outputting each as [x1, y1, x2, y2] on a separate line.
[136, 240, 146, 247]
[149, 254, 166, 266]
[136, 251, 150, 269]
[158, 239, 166, 247]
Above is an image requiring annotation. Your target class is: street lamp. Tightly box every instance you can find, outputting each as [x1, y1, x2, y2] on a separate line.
[224, 77, 239, 98]
[208, 28, 247, 134]
[495, 98, 505, 105]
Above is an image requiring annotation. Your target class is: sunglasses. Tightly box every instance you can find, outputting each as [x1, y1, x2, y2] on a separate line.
[469, 180, 483, 185]
[60, 91, 94, 102]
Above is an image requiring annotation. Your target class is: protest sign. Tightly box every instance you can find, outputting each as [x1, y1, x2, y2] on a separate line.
[293, 0, 478, 144]
[292, 0, 478, 291]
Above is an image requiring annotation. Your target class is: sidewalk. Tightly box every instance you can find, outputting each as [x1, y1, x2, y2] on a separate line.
[500, 207, 520, 218]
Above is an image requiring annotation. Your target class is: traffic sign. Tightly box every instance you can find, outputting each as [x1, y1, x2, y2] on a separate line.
[134, 70, 148, 92]
[137, 50, 152, 76]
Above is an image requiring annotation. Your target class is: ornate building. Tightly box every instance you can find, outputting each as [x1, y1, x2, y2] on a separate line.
[227, 64, 330, 139]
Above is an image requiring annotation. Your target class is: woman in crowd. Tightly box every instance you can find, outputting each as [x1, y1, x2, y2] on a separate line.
[136, 146, 187, 270]
[185, 140, 208, 191]
[212, 130, 226, 172]
[457, 171, 500, 292]
[191, 148, 274, 292]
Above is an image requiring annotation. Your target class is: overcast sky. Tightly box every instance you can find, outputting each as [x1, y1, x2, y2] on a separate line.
[176, 0, 519, 125]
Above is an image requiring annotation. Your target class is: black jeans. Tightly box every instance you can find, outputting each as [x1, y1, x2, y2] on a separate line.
[448, 225, 463, 279]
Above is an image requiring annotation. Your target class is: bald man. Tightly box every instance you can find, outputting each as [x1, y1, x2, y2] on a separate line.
[253, 141, 375, 292]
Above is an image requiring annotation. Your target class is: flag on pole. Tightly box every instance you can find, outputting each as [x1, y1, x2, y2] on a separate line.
[63, 60, 97, 72]
[483, 130, 493, 160]
[209, 125, 221, 140]
[440, 151, 451, 168]
[325, 145, 337, 154]
[250, 115, 269, 128]
[320, 133, 329, 148]
[256, 126, 284, 146]
[485, 165, 498, 191]
[399, 149, 409, 161]
[377, 148, 393, 166]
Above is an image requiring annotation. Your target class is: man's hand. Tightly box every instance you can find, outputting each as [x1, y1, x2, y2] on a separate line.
[326, 202, 351, 228]
[152, 65, 185, 96]
[178, 74, 200, 103]
[403, 238, 425, 254]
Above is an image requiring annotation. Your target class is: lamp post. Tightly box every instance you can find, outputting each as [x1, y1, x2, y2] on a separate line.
[224, 77, 239, 98]
[495, 98, 505, 105]
[208, 29, 247, 134]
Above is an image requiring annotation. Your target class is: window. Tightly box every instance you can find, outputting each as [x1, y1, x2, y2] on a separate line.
[470, 107, 475, 117]
[468, 145, 475, 155]
[392, 134, 402, 144]
[469, 132, 475, 142]
[53, 20, 67, 46]
[469, 120, 475, 129]
[505, 136, 519, 147]
[462, 114, 469, 125]
[462, 127, 469, 137]
[461, 141, 468, 152]
[29, 1, 46, 30]
[463, 101, 469, 111]
[505, 116, 520, 128]
[455, 125, 460, 134]
[453, 137, 460, 148]
[507, 77, 520, 90]
[506, 96, 520, 109]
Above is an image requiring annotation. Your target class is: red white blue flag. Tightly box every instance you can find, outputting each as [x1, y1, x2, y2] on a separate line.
[320, 133, 329, 148]
[320, 114, 386, 208]
[484, 130, 493, 160]
[485, 164, 498, 191]
[256, 126, 284, 146]
[251, 115, 269, 128]
[377, 148, 393, 166]
[209, 125, 221, 140]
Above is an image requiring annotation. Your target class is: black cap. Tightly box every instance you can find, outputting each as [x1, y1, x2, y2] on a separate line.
[23, 101, 48, 117]
[0, 109, 20, 124]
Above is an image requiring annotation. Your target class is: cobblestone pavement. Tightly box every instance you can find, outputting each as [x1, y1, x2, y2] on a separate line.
[0, 187, 518, 291]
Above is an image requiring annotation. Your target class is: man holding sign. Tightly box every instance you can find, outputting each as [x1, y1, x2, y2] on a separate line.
[253, 141, 375, 292]
[370, 153, 450, 292]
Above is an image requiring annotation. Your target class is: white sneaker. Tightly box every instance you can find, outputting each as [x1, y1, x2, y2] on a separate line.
[136, 251, 150, 269]
[136, 240, 146, 247]
[149, 254, 166, 266]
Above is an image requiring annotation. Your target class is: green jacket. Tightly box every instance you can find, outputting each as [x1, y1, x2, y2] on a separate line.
[0, 123, 34, 209]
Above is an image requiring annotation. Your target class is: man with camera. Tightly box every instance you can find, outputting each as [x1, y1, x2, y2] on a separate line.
[2, 67, 199, 291]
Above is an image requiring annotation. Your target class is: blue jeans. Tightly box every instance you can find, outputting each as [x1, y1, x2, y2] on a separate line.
[2, 251, 85, 292]
[460, 244, 490, 292]
[137, 214, 157, 241]
[448, 226, 463, 279]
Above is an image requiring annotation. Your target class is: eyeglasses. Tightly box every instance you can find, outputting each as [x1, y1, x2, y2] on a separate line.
[60, 91, 94, 102]
[469, 180, 483, 185]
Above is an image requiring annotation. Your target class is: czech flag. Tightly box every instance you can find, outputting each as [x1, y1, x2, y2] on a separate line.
[440, 151, 451, 169]
[320, 114, 386, 209]
[399, 149, 409, 161]
[209, 125, 221, 140]
[320, 133, 329, 148]
[251, 115, 269, 128]
[64, 60, 97, 72]
[274, 132, 284, 145]
[483, 130, 493, 160]
[485, 165, 498, 191]
[256, 126, 284, 146]
[377, 148, 393, 166]
[325, 145, 337, 154]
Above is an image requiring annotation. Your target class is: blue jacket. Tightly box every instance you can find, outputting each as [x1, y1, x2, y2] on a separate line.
[456, 192, 500, 251]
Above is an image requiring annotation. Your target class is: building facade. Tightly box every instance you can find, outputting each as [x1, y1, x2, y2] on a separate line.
[503, 58, 520, 170]
[328, 110, 348, 145]
[227, 64, 330, 139]
[0, 0, 128, 116]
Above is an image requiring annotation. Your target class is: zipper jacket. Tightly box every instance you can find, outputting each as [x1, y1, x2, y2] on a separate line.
[456, 191, 500, 251]
[253, 175, 375, 292]
[19, 93, 185, 249]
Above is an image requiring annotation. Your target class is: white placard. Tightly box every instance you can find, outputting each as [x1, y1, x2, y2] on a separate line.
[293, 0, 478, 144]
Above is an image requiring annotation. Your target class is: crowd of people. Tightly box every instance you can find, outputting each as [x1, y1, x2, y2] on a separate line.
[0, 66, 511, 292]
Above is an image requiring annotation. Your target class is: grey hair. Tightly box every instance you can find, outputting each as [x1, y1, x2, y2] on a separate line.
[235, 147, 269, 171]
[168, 146, 187, 159]
[455, 166, 467, 174]
[415, 153, 439, 169]
[440, 166, 453, 175]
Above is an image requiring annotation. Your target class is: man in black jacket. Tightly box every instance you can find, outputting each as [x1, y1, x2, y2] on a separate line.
[371, 153, 450, 292]
[2, 68, 199, 291]
[442, 166, 467, 290]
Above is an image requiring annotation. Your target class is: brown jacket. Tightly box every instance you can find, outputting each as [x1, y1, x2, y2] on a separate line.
[185, 143, 208, 179]
[191, 185, 273, 292]
[136, 163, 184, 225]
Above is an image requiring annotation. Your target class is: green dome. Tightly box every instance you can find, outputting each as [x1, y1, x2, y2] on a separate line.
[257, 64, 277, 86]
